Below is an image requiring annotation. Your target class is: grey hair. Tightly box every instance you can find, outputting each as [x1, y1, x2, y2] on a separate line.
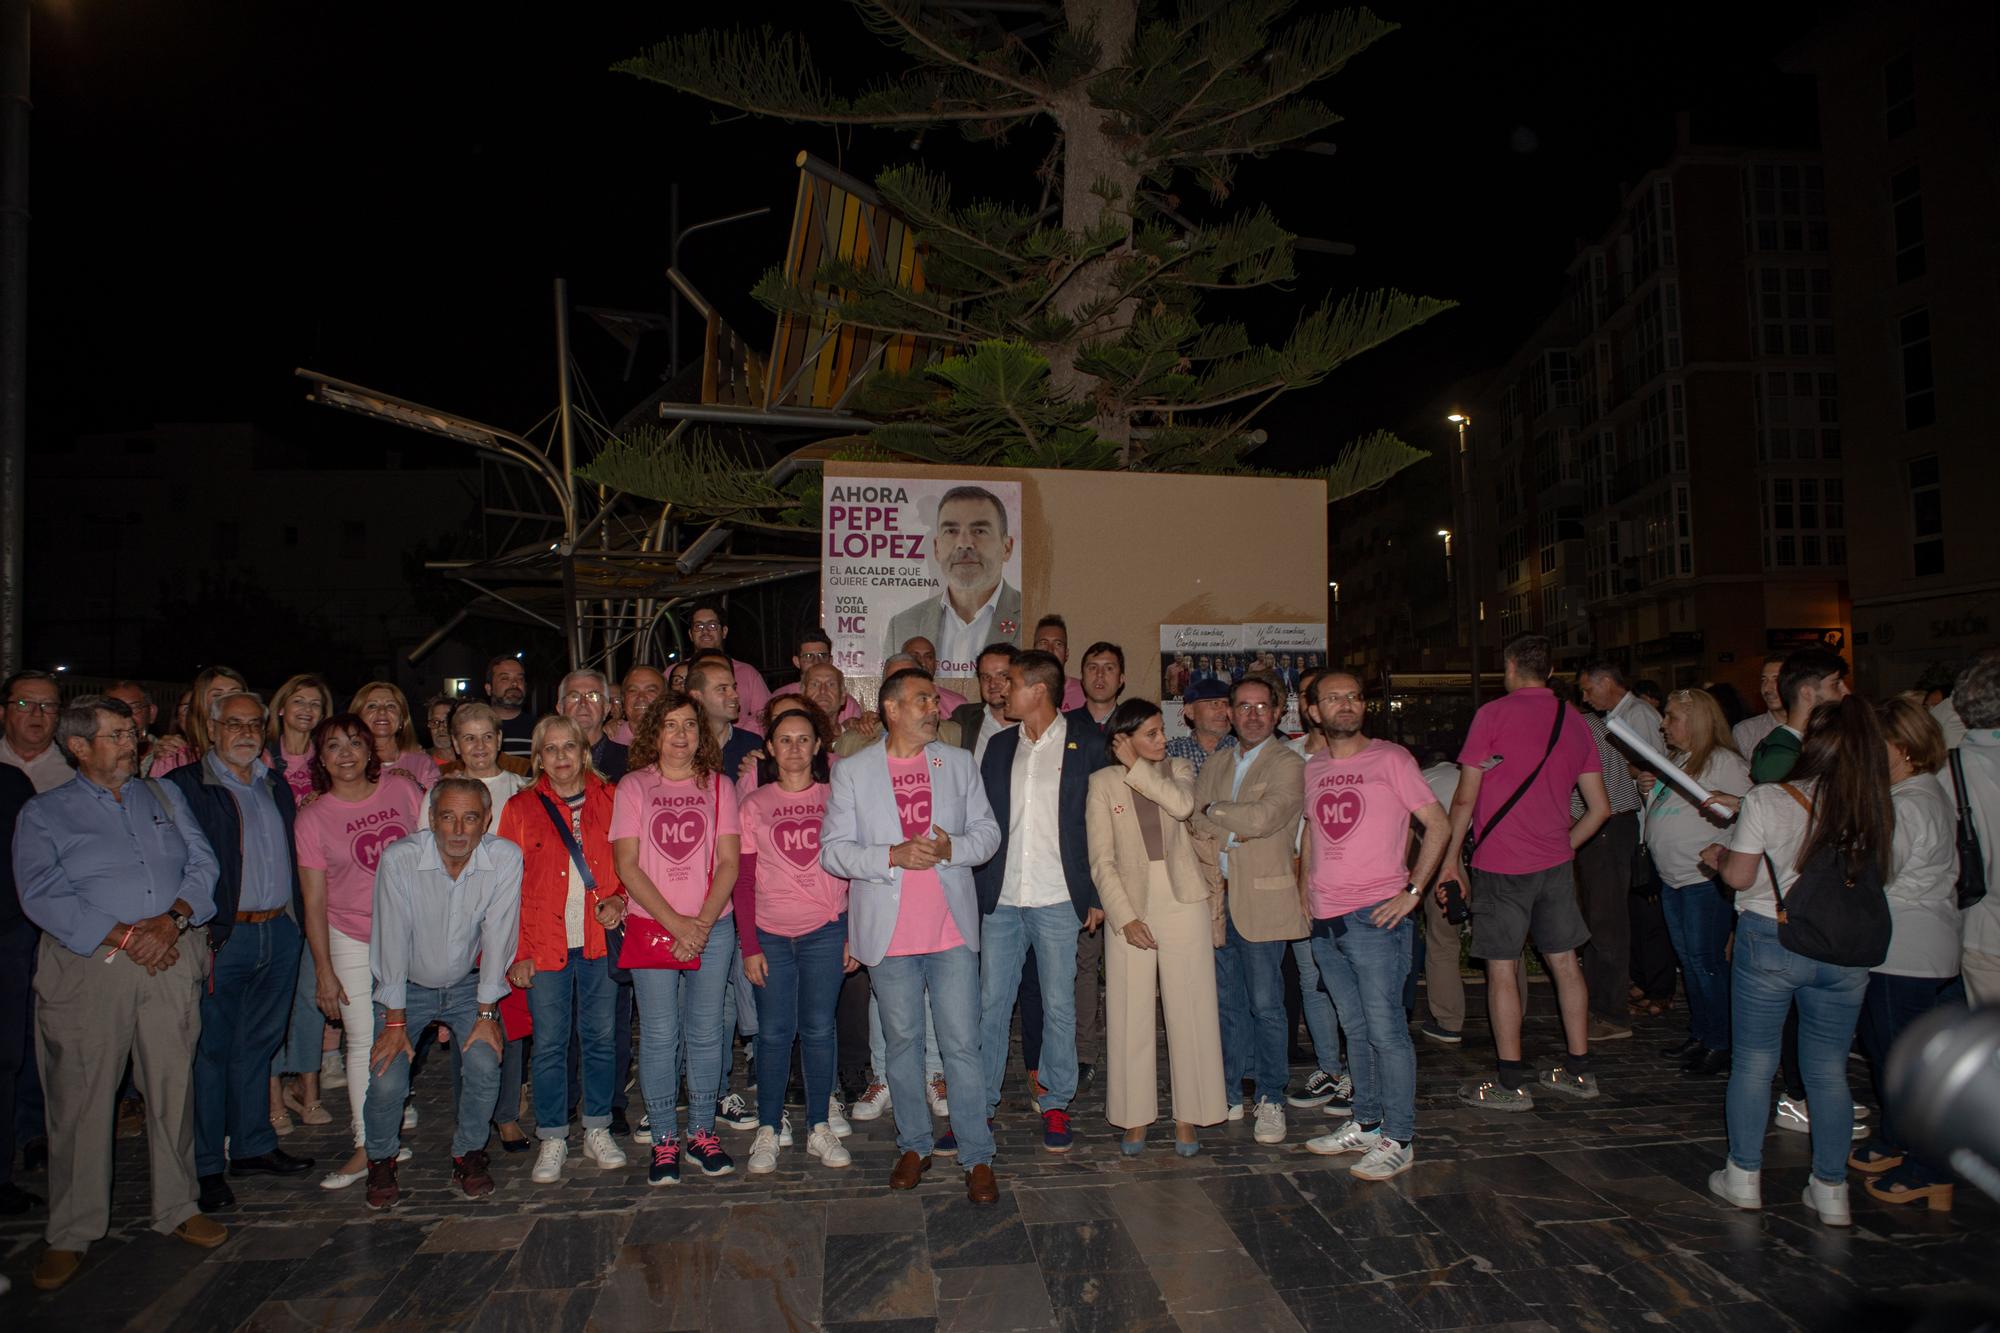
[882, 652, 919, 674]
[559, 668, 609, 698]
[429, 775, 492, 813]
[208, 689, 268, 722]
[55, 694, 133, 769]
[1954, 648, 2000, 730]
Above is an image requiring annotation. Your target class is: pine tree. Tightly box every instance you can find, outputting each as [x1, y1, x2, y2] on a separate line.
[602, 0, 1452, 508]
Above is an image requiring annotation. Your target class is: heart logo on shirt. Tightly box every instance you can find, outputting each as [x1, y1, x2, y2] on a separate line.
[650, 806, 709, 864]
[896, 787, 932, 834]
[1314, 789, 1365, 844]
[770, 816, 821, 871]
[352, 824, 406, 873]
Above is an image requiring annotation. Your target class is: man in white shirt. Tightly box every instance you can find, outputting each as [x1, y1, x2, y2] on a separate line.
[1732, 654, 1787, 756]
[883, 487, 1024, 675]
[0, 672, 73, 794]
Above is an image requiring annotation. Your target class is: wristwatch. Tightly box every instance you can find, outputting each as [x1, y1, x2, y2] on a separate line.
[1402, 882, 1423, 898]
[169, 908, 193, 935]
[477, 1007, 500, 1023]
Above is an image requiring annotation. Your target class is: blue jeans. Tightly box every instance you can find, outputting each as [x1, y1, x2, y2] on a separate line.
[753, 916, 847, 1130]
[874, 944, 994, 1167]
[631, 924, 737, 1141]
[270, 942, 327, 1077]
[527, 949, 617, 1138]
[978, 903, 1079, 1114]
[868, 991, 941, 1080]
[195, 915, 302, 1176]
[1724, 913, 1867, 1182]
[1311, 911, 1416, 1144]
[1661, 881, 1733, 1051]
[1292, 938, 1344, 1077]
[1215, 915, 1289, 1105]
[363, 973, 499, 1159]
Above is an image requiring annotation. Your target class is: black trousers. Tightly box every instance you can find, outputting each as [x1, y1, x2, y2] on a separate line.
[1628, 872, 1678, 1004]
[1576, 812, 1639, 1018]
[0, 919, 46, 1184]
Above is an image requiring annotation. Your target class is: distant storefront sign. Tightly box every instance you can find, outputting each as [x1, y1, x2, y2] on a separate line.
[1766, 627, 1845, 653]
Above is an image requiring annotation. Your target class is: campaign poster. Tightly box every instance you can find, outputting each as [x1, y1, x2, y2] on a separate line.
[1243, 622, 1328, 734]
[822, 477, 1025, 685]
[1158, 622, 1326, 739]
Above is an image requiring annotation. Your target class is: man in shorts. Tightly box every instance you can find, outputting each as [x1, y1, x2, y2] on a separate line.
[1435, 635, 1609, 1109]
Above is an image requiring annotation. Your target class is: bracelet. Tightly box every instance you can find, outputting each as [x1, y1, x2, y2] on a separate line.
[382, 1021, 408, 1030]
[119, 925, 137, 950]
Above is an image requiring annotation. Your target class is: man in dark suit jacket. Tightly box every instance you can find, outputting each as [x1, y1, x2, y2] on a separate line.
[0, 761, 41, 1212]
[952, 642, 1018, 765]
[972, 651, 1107, 1152]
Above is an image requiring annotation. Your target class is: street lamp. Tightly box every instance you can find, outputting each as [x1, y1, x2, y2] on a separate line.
[1328, 580, 1340, 665]
[1447, 413, 1481, 709]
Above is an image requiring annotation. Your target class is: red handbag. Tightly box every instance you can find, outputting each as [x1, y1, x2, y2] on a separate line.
[617, 773, 715, 971]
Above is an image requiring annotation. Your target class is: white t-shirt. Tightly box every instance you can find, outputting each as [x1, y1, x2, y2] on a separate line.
[1732, 710, 1783, 756]
[1878, 775, 1961, 978]
[1726, 779, 1818, 920]
[1646, 749, 1752, 889]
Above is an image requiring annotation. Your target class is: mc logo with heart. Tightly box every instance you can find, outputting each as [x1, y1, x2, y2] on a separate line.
[770, 817, 822, 871]
[352, 824, 407, 873]
[650, 806, 710, 863]
[1314, 788, 1365, 844]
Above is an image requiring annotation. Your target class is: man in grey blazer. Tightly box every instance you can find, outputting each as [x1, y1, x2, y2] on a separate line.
[822, 668, 1003, 1204]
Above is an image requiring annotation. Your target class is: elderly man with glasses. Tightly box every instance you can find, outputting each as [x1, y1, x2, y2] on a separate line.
[559, 670, 627, 781]
[2, 670, 73, 794]
[14, 696, 225, 1290]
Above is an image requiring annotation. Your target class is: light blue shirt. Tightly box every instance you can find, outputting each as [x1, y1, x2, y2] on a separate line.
[370, 830, 523, 1008]
[1220, 737, 1272, 879]
[207, 751, 291, 912]
[14, 772, 218, 957]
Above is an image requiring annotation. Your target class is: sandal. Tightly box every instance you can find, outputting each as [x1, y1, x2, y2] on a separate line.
[283, 1081, 334, 1125]
[1863, 1171, 1953, 1212]
[270, 1109, 295, 1137]
[1847, 1141, 1905, 1174]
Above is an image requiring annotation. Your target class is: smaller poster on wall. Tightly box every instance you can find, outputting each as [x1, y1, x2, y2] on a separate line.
[1158, 622, 1327, 739]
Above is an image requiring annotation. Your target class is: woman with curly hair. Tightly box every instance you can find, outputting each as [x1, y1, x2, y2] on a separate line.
[347, 679, 441, 790]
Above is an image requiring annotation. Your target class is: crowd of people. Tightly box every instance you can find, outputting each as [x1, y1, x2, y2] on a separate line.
[1, 603, 1995, 1295]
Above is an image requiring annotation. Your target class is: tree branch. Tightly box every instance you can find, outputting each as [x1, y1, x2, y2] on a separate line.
[862, 0, 1054, 103]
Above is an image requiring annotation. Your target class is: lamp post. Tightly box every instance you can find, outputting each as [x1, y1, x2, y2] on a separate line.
[1448, 413, 1482, 711]
[1328, 580, 1339, 667]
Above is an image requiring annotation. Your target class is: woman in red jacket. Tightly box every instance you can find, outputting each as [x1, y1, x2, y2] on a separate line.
[499, 715, 631, 1184]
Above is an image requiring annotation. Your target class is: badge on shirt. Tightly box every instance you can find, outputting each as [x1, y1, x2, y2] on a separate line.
[998, 620, 1017, 637]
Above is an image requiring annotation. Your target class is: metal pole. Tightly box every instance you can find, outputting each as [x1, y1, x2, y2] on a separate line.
[0, 0, 28, 674]
[1457, 418, 1482, 711]
[667, 182, 680, 381]
[553, 278, 580, 671]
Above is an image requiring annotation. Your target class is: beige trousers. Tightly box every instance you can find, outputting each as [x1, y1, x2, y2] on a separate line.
[1106, 863, 1227, 1128]
[1421, 886, 1528, 1033]
[35, 931, 206, 1252]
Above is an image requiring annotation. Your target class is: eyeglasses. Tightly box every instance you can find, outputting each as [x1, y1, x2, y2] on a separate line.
[797, 651, 831, 663]
[690, 620, 721, 632]
[95, 728, 140, 744]
[560, 690, 605, 706]
[9, 699, 58, 715]
[216, 718, 264, 734]
[1233, 702, 1274, 715]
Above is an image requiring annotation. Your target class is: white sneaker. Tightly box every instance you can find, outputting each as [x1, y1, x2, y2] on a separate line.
[927, 1074, 949, 1118]
[778, 1111, 794, 1148]
[1802, 1177, 1852, 1227]
[1306, 1118, 1380, 1157]
[1708, 1160, 1762, 1210]
[1775, 1094, 1867, 1139]
[582, 1127, 627, 1169]
[851, 1082, 891, 1121]
[1252, 1102, 1286, 1145]
[402, 1102, 418, 1131]
[747, 1125, 779, 1175]
[1225, 1101, 1245, 1122]
[808, 1122, 852, 1169]
[532, 1137, 568, 1184]
[1350, 1138, 1414, 1182]
[826, 1096, 853, 1139]
[320, 1050, 346, 1090]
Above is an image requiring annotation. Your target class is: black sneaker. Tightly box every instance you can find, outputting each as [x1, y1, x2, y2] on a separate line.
[609, 1108, 631, 1138]
[1288, 1069, 1339, 1108]
[715, 1093, 758, 1131]
[686, 1129, 734, 1176]
[648, 1138, 681, 1186]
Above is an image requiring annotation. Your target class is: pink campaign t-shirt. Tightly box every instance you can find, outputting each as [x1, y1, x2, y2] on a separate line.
[1304, 740, 1441, 917]
[1456, 687, 1601, 876]
[385, 748, 441, 791]
[273, 747, 315, 804]
[611, 769, 741, 919]
[294, 773, 425, 942]
[885, 753, 965, 957]
[739, 782, 848, 937]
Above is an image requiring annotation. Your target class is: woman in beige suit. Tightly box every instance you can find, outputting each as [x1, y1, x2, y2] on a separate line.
[1088, 700, 1228, 1157]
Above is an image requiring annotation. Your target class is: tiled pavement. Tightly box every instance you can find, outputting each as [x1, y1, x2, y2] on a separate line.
[3, 987, 1997, 1332]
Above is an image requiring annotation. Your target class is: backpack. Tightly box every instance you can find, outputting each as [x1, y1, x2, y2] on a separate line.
[1760, 783, 1891, 969]
[1945, 750, 1988, 911]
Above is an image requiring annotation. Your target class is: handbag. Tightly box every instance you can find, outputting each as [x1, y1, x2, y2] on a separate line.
[1946, 749, 1988, 910]
[1462, 695, 1567, 872]
[536, 790, 631, 982]
[615, 774, 716, 971]
[1760, 783, 1891, 969]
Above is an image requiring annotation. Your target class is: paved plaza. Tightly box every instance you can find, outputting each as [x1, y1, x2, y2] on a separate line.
[2, 987, 1995, 1332]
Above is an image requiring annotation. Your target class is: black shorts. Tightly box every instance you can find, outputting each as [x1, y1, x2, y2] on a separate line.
[1468, 863, 1591, 961]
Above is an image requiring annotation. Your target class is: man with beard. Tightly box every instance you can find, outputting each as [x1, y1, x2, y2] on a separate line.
[884, 487, 1023, 674]
[1297, 674, 1449, 1181]
[486, 655, 535, 759]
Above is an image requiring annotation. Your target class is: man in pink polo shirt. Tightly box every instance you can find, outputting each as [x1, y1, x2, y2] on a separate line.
[686, 603, 770, 735]
[1436, 634, 1609, 1112]
[771, 628, 863, 726]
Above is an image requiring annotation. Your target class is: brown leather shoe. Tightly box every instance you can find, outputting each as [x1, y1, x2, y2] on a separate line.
[888, 1149, 931, 1190]
[453, 1148, 495, 1199]
[965, 1163, 998, 1205]
[174, 1214, 229, 1249]
[32, 1248, 83, 1291]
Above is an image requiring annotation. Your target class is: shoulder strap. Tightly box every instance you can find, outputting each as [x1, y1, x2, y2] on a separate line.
[1763, 851, 1788, 921]
[1478, 695, 1568, 845]
[535, 790, 596, 892]
[141, 777, 176, 825]
[1778, 782, 1812, 814]
[1949, 749, 1973, 820]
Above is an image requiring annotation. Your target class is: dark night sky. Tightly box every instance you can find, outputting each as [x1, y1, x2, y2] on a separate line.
[28, 0, 1829, 469]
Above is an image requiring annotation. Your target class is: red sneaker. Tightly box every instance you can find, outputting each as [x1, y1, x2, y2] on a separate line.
[364, 1157, 400, 1210]
[452, 1148, 494, 1199]
[1042, 1107, 1073, 1153]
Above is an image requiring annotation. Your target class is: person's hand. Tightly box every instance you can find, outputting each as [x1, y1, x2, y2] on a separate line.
[890, 837, 945, 871]
[595, 895, 627, 929]
[929, 826, 953, 865]
[464, 1015, 505, 1059]
[316, 967, 350, 1020]
[1369, 891, 1423, 929]
[744, 953, 769, 986]
[1083, 908, 1105, 934]
[673, 913, 710, 953]
[1121, 919, 1157, 950]
[842, 942, 859, 974]
[1698, 843, 1729, 873]
[1698, 793, 1741, 827]
[126, 914, 179, 968]
[151, 735, 191, 764]
[369, 1024, 414, 1077]
[737, 751, 762, 782]
[507, 959, 535, 989]
[671, 934, 700, 963]
[1110, 733, 1135, 767]
[1636, 771, 1657, 796]
[1433, 859, 1467, 908]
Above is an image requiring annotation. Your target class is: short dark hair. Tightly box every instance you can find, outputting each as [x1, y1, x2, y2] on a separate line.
[1229, 671, 1284, 712]
[1013, 649, 1064, 705]
[1778, 648, 1847, 712]
[1033, 614, 1067, 639]
[1104, 698, 1162, 748]
[1578, 658, 1627, 689]
[687, 658, 734, 694]
[1297, 668, 1326, 705]
[975, 642, 1019, 672]
[878, 666, 934, 722]
[485, 654, 522, 680]
[689, 602, 727, 626]
[1504, 634, 1553, 683]
[54, 694, 132, 769]
[796, 626, 833, 654]
[1632, 679, 1665, 708]
[2, 669, 57, 703]
[1080, 641, 1124, 672]
[936, 485, 1008, 537]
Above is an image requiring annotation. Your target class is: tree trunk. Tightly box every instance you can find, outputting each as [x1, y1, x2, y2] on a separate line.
[1049, 0, 1140, 461]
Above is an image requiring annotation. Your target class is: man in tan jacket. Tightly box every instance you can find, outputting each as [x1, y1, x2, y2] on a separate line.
[1191, 673, 1306, 1145]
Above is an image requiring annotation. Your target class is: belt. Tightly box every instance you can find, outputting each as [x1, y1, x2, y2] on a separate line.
[235, 908, 286, 923]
